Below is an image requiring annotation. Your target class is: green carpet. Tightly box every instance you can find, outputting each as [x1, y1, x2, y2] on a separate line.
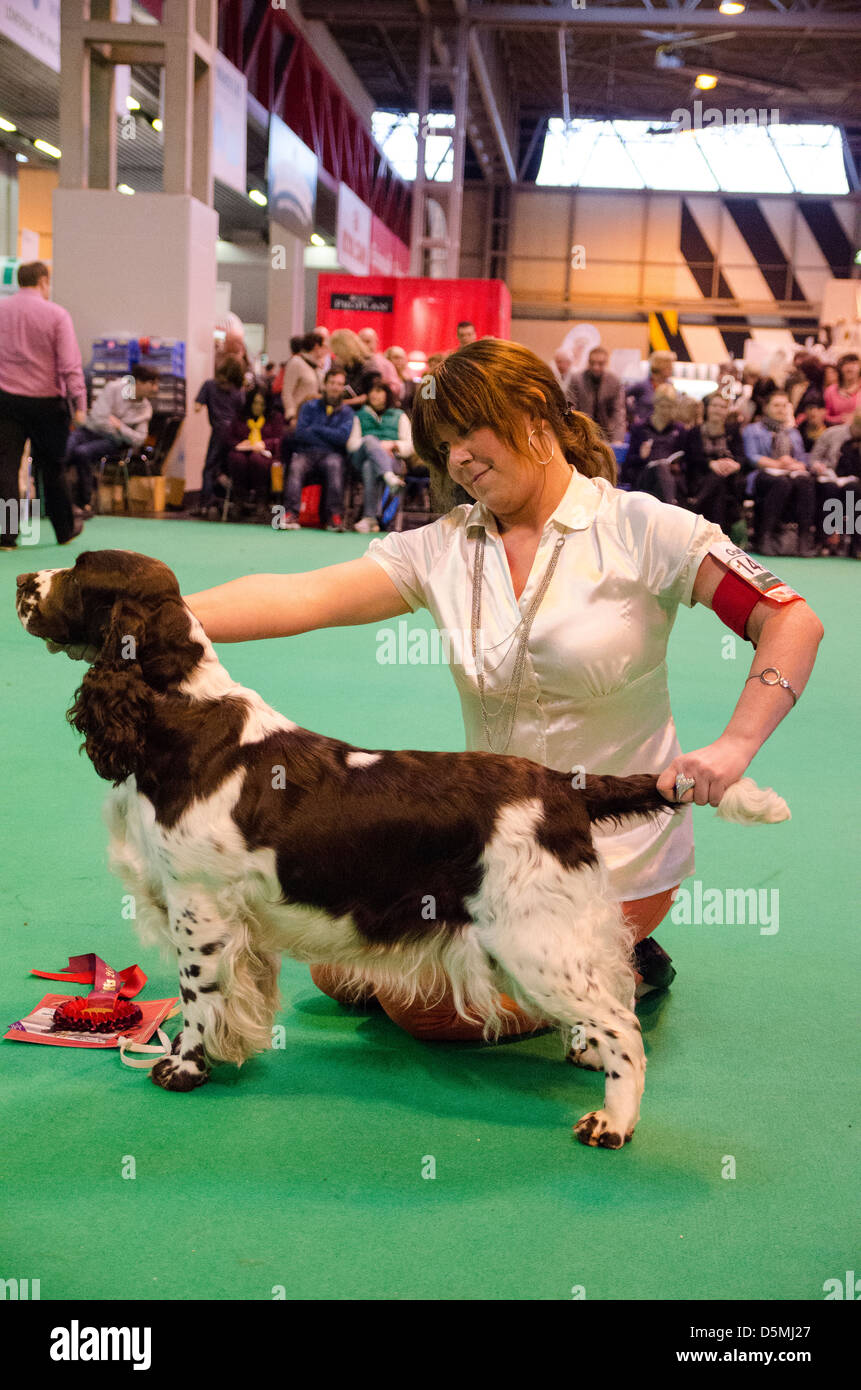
[1, 515, 857, 1301]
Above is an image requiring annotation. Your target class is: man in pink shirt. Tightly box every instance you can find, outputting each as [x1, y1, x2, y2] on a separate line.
[0, 261, 86, 549]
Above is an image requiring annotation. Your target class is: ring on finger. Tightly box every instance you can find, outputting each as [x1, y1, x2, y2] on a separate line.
[674, 773, 696, 803]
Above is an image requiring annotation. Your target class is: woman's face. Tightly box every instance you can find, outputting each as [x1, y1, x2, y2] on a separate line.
[251, 393, 265, 416]
[368, 386, 387, 412]
[840, 358, 860, 389]
[436, 418, 547, 511]
[651, 397, 676, 429]
[824, 365, 839, 388]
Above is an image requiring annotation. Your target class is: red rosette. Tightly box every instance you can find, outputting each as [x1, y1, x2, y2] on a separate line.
[51, 996, 143, 1035]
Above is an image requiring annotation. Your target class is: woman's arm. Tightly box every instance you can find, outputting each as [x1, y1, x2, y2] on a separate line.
[185, 556, 412, 644]
[657, 554, 824, 804]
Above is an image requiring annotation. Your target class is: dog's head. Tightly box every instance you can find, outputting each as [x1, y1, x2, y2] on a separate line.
[16, 550, 203, 784]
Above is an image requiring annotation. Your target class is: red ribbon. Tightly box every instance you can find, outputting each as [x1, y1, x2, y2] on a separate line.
[32, 954, 147, 1001]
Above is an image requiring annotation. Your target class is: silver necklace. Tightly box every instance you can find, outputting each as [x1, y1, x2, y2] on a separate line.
[470, 529, 566, 754]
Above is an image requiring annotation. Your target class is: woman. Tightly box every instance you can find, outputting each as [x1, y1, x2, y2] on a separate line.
[223, 386, 283, 513]
[385, 345, 417, 416]
[622, 386, 686, 502]
[684, 392, 747, 532]
[186, 340, 823, 1041]
[329, 329, 377, 409]
[742, 387, 816, 557]
[824, 352, 861, 425]
[350, 379, 413, 534]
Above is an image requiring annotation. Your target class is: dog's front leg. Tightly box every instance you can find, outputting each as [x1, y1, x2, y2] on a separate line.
[150, 889, 231, 1093]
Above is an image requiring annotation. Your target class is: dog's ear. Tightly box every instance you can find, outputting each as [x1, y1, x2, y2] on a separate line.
[67, 598, 154, 784]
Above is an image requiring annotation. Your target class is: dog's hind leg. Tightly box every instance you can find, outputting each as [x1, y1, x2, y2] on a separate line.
[491, 955, 646, 1148]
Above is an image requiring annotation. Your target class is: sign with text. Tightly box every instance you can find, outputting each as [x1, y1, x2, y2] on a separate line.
[268, 115, 318, 238]
[331, 293, 394, 313]
[0, 0, 60, 72]
[213, 53, 247, 195]
[336, 183, 372, 277]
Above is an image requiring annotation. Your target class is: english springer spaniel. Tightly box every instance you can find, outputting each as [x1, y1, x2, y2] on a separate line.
[16, 550, 789, 1149]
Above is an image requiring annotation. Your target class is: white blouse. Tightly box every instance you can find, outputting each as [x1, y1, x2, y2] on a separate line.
[367, 468, 726, 902]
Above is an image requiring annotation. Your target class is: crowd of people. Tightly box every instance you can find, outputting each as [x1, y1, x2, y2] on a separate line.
[189, 320, 480, 532]
[554, 344, 860, 558]
[0, 256, 857, 558]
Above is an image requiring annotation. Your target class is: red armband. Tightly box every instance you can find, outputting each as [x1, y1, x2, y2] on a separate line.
[712, 571, 761, 639]
[708, 540, 804, 641]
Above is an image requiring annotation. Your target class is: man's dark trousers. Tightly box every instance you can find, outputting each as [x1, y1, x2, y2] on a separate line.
[0, 389, 75, 545]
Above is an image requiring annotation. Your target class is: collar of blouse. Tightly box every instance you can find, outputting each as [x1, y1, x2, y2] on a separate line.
[463, 465, 603, 540]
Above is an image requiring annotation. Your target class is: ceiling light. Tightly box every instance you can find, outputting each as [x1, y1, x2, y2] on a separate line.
[310, 233, 326, 246]
[16, 152, 28, 163]
[248, 188, 267, 206]
[34, 139, 61, 158]
[152, 118, 163, 132]
[117, 183, 135, 195]
[719, 2, 745, 14]
[695, 74, 718, 91]
[0, 116, 17, 133]
[126, 96, 141, 111]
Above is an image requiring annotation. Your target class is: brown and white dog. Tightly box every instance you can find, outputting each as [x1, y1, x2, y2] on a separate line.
[16, 550, 789, 1148]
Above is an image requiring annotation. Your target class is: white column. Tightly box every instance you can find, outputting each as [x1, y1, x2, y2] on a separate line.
[53, 189, 218, 491]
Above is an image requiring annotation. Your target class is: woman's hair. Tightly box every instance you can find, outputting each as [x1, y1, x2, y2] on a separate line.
[836, 352, 860, 387]
[411, 338, 616, 511]
[366, 377, 395, 412]
[796, 354, 825, 389]
[243, 385, 274, 418]
[215, 356, 245, 389]
[329, 328, 367, 369]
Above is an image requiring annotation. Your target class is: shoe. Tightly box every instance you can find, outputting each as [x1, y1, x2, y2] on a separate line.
[326, 513, 345, 532]
[353, 517, 380, 532]
[276, 511, 300, 530]
[73, 504, 93, 520]
[382, 470, 405, 492]
[633, 937, 677, 999]
[58, 517, 85, 546]
[0, 539, 17, 551]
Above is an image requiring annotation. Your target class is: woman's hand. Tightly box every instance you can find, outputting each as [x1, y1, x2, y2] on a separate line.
[657, 735, 757, 807]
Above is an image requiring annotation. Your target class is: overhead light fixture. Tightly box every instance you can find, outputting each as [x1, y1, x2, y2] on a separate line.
[248, 188, 267, 206]
[152, 117, 163, 132]
[655, 46, 683, 70]
[126, 96, 141, 111]
[719, 2, 745, 13]
[310, 233, 326, 247]
[34, 139, 61, 158]
[0, 116, 17, 133]
[117, 183, 135, 195]
[695, 74, 719, 90]
[16, 152, 28, 163]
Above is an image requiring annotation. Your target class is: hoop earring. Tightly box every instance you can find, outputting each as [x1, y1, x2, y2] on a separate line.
[528, 428, 554, 467]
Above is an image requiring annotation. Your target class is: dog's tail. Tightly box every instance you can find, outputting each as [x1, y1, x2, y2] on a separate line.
[581, 773, 790, 827]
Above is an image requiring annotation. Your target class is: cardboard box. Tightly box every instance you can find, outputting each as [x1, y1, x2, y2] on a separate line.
[97, 482, 125, 515]
[165, 476, 185, 509]
[127, 476, 167, 514]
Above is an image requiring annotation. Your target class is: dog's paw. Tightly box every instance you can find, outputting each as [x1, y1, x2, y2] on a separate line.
[151, 1047, 210, 1093]
[170, 1030, 184, 1056]
[573, 1110, 633, 1149]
